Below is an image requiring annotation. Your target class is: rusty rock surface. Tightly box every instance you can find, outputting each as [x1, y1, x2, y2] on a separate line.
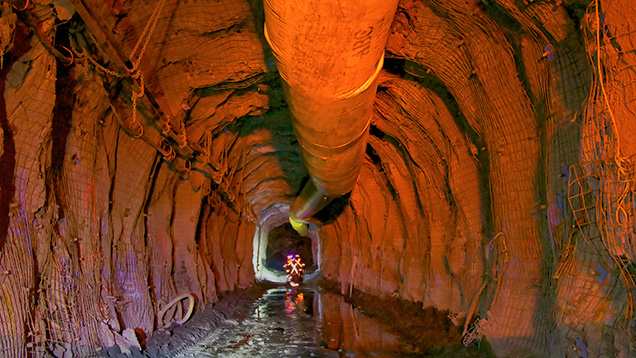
[0, 0, 635, 357]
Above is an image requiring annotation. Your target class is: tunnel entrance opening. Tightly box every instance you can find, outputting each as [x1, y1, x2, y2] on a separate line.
[265, 222, 315, 273]
[253, 204, 321, 283]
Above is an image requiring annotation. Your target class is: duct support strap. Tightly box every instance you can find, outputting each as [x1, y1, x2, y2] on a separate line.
[264, 0, 398, 227]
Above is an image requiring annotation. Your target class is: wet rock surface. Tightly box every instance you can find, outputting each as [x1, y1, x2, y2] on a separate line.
[171, 287, 334, 358]
[1, 1, 635, 357]
[155, 285, 417, 358]
[145, 286, 261, 357]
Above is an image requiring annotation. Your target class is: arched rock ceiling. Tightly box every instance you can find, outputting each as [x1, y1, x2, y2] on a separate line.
[1, 0, 636, 357]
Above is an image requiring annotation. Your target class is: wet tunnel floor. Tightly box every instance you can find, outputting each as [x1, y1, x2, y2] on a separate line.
[172, 286, 408, 358]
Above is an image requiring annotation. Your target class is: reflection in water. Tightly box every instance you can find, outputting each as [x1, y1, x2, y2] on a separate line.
[284, 291, 311, 314]
[318, 290, 401, 357]
[257, 287, 403, 357]
[175, 286, 407, 357]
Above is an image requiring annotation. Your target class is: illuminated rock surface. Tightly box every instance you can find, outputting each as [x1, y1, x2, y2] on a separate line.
[0, 0, 635, 357]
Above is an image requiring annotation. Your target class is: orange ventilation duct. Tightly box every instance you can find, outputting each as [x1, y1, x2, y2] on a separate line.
[264, 0, 398, 233]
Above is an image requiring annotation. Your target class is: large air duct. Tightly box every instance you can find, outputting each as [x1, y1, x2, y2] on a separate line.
[264, 0, 398, 233]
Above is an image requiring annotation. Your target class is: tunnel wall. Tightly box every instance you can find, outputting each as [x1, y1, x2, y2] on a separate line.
[320, 77, 486, 314]
[319, 0, 636, 357]
[1, 0, 636, 357]
[0, 0, 287, 354]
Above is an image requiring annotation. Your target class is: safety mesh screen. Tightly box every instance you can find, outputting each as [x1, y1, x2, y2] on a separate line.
[0, 0, 270, 355]
[2, 0, 636, 357]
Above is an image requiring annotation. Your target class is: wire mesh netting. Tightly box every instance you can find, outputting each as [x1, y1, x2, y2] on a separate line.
[0, 0, 269, 355]
[1, 0, 636, 357]
[553, 1, 636, 355]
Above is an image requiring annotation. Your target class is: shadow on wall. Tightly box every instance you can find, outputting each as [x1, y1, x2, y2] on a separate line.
[0, 21, 31, 253]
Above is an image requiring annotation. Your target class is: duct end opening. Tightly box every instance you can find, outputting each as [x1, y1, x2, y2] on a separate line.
[253, 204, 321, 283]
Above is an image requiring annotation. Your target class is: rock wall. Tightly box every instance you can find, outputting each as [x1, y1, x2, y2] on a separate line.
[0, 0, 287, 355]
[0, 0, 635, 357]
[320, 0, 636, 357]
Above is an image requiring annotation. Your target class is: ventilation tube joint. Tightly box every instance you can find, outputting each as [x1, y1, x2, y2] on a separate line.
[289, 179, 333, 236]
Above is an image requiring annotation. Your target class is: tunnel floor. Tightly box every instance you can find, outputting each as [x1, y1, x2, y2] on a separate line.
[169, 286, 408, 358]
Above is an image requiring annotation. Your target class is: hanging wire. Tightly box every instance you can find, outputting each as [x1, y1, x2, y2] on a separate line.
[130, 74, 146, 138]
[72, 44, 121, 78]
[58, 45, 74, 66]
[127, 0, 167, 75]
[159, 137, 176, 161]
[127, 0, 167, 140]
[162, 116, 172, 135]
[594, 0, 620, 158]
[12, 0, 29, 11]
[178, 116, 188, 149]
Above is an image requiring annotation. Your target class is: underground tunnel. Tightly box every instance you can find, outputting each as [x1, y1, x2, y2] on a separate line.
[1, 0, 636, 357]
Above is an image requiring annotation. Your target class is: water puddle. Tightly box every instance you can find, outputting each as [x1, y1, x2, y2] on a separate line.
[174, 286, 406, 357]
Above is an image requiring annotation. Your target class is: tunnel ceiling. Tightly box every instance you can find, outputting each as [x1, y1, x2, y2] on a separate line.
[1, 0, 636, 357]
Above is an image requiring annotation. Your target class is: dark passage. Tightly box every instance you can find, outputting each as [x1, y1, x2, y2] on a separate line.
[266, 223, 315, 272]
